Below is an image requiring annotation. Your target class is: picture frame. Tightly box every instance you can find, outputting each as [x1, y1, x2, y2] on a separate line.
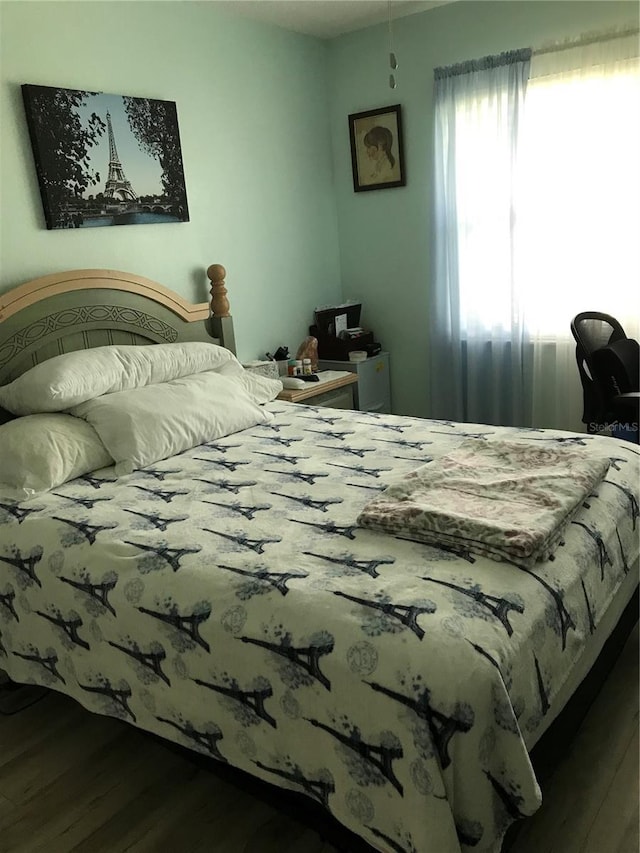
[22, 84, 190, 230]
[348, 104, 405, 192]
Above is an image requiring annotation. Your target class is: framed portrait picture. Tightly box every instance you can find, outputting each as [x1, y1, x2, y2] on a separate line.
[22, 84, 190, 230]
[348, 104, 405, 192]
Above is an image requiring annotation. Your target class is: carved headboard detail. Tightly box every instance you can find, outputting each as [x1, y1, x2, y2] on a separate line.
[0, 266, 235, 385]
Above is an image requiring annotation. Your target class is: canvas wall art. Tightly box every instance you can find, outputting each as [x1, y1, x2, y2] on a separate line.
[22, 84, 190, 229]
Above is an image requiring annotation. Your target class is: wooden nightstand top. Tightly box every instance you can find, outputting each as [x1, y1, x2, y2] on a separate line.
[276, 371, 358, 404]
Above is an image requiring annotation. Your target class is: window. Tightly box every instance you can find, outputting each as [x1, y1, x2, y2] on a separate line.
[517, 40, 640, 339]
[430, 33, 640, 429]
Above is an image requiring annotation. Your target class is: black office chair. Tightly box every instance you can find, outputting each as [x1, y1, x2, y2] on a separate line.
[570, 311, 640, 439]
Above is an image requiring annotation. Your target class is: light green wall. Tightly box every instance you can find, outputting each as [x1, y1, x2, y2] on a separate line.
[328, 1, 639, 417]
[1, 2, 637, 407]
[0, 1, 341, 361]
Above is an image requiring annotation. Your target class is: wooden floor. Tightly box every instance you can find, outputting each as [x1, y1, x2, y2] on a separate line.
[0, 625, 637, 853]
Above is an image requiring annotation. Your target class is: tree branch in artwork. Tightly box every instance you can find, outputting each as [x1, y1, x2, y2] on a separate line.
[123, 96, 188, 215]
[23, 85, 106, 217]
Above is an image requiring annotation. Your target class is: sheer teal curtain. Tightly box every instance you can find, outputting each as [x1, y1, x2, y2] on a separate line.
[518, 31, 640, 431]
[429, 50, 532, 426]
[429, 35, 640, 432]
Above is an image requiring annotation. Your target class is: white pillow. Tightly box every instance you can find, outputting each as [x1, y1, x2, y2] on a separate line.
[69, 370, 274, 475]
[0, 413, 113, 500]
[0, 342, 239, 416]
[218, 362, 283, 404]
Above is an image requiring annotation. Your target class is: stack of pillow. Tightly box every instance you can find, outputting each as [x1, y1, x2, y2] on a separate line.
[0, 342, 282, 500]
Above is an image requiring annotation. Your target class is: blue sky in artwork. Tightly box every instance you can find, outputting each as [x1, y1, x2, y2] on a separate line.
[75, 92, 164, 198]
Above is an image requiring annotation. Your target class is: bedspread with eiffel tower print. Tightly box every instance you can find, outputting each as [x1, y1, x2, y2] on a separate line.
[1, 404, 638, 853]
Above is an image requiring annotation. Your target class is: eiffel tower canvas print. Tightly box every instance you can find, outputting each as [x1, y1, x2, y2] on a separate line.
[22, 84, 190, 230]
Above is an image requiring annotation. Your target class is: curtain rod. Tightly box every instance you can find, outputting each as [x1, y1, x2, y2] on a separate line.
[533, 26, 639, 57]
[434, 26, 638, 79]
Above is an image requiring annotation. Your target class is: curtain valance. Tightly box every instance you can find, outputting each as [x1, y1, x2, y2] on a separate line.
[434, 48, 532, 80]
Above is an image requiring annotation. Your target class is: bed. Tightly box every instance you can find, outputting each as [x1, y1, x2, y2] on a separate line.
[0, 267, 637, 853]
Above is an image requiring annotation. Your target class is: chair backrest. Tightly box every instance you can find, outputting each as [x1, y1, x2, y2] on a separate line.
[592, 337, 640, 396]
[570, 312, 628, 424]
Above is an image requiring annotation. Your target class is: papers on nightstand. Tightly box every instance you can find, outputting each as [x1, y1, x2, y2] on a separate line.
[276, 371, 357, 404]
[282, 371, 351, 390]
[315, 370, 353, 384]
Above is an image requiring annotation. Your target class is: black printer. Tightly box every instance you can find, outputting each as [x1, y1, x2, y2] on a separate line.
[310, 302, 381, 360]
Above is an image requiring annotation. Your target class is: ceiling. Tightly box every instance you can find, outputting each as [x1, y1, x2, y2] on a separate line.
[213, 1, 456, 40]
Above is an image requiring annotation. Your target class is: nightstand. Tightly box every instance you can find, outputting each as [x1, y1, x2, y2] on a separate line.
[276, 371, 358, 410]
[318, 352, 391, 413]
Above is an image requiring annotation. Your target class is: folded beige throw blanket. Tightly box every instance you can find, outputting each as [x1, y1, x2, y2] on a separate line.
[357, 439, 610, 567]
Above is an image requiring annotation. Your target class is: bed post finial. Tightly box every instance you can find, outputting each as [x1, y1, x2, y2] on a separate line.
[207, 264, 230, 318]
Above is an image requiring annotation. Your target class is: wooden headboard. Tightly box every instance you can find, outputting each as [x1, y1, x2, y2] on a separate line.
[0, 264, 235, 385]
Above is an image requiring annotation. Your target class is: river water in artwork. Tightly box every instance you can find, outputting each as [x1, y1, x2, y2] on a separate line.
[80, 212, 181, 227]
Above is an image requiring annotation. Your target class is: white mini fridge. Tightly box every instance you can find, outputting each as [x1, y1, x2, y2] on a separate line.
[317, 352, 391, 413]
